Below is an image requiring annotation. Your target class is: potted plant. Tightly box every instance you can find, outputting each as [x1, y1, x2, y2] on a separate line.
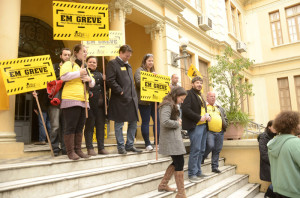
[208, 46, 254, 139]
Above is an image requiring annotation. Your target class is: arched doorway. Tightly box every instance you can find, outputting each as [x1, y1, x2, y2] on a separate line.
[15, 16, 64, 144]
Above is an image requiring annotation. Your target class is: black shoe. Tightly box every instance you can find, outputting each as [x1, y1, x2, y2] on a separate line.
[212, 168, 221, 173]
[126, 147, 142, 153]
[54, 152, 59, 157]
[118, 148, 127, 154]
[201, 159, 205, 164]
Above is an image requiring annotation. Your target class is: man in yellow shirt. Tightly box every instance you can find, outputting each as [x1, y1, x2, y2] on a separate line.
[202, 92, 228, 173]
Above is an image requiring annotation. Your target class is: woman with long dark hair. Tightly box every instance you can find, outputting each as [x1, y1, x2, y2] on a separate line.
[84, 56, 108, 156]
[134, 54, 160, 151]
[60, 44, 95, 160]
[157, 86, 187, 198]
[257, 120, 276, 198]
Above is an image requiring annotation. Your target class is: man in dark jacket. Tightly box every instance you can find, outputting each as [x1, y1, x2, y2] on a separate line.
[106, 45, 141, 154]
[181, 76, 211, 182]
[202, 91, 228, 173]
[49, 48, 71, 156]
[258, 120, 276, 198]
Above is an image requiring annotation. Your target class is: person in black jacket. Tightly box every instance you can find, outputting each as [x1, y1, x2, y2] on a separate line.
[84, 56, 108, 156]
[106, 45, 142, 154]
[181, 76, 211, 183]
[257, 120, 277, 198]
[49, 48, 71, 156]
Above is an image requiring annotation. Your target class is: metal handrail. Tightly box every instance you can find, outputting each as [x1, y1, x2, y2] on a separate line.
[244, 121, 265, 139]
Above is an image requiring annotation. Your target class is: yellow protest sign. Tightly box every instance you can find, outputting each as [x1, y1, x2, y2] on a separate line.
[83, 31, 124, 56]
[53, 1, 109, 41]
[187, 64, 202, 80]
[0, 55, 56, 95]
[140, 71, 170, 103]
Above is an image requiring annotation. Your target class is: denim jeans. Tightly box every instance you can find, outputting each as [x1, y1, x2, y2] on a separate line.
[38, 111, 51, 142]
[49, 106, 65, 153]
[138, 103, 160, 147]
[203, 131, 224, 169]
[115, 121, 137, 150]
[188, 124, 208, 177]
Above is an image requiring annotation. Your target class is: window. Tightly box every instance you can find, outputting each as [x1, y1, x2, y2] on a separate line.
[238, 11, 243, 40]
[286, 4, 300, 42]
[294, 76, 300, 111]
[269, 11, 283, 46]
[198, 59, 209, 99]
[277, 78, 292, 111]
[185, 0, 202, 12]
[231, 5, 236, 36]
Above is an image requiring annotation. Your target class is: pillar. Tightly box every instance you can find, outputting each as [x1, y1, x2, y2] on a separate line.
[145, 21, 167, 75]
[106, 0, 132, 144]
[0, 0, 24, 159]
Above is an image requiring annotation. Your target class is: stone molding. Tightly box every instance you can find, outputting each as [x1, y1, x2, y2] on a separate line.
[145, 21, 165, 40]
[109, 0, 133, 21]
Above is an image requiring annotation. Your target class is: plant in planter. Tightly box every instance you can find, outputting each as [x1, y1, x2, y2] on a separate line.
[208, 46, 254, 139]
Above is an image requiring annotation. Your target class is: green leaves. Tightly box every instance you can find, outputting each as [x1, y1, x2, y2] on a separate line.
[208, 46, 254, 126]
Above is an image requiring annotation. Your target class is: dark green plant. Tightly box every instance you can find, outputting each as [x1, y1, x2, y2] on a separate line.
[208, 46, 254, 127]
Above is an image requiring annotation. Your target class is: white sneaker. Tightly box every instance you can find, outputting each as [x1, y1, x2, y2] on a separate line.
[145, 145, 154, 151]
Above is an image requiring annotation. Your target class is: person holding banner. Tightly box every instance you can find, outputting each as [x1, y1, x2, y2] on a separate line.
[134, 54, 160, 151]
[49, 48, 71, 156]
[158, 86, 187, 197]
[106, 44, 142, 154]
[181, 76, 211, 182]
[60, 44, 95, 160]
[84, 56, 108, 156]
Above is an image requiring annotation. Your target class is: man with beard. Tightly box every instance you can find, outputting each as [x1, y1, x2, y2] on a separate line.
[181, 76, 211, 182]
[50, 48, 71, 156]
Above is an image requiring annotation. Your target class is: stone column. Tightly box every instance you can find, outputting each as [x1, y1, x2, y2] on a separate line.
[145, 21, 167, 75]
[0, 0, 24, 159]
[106, 0, 132, 144]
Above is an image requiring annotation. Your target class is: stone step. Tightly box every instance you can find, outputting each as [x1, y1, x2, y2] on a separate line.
[0, 154, 192, 198]
[188, 174, 249, 198]
[133, 165, 236, 198]
[226, 183, 261, 198]
[253, 192, 265, 198]
[0, 151, 162, 182]
[50, 165, 235, 198]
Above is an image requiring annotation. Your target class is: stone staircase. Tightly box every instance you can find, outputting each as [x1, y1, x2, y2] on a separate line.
[0, 150, 264, 198]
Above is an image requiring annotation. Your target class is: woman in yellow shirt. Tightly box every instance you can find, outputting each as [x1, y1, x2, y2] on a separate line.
[60, 44, 95, 160]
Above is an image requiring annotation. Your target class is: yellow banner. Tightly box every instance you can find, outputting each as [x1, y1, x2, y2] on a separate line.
[83, 31, 124, 56]
[140, 71, 170, 103]
[0, 55, 56, 95]
[187, 64, 202, 80]
[53, 1, 109, 41]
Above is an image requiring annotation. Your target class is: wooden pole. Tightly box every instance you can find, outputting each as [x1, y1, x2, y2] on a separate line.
[155, 102, 158, 161]
[102, 56, 107, 115]
[82, 59, 88, 118]
[33, 91, 54, 157]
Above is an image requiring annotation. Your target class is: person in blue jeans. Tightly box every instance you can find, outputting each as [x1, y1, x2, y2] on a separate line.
[134, 54, 160, 151]
[33, 89, 51, 145]
[202, 92, 228, 173]
[106, 45, 142, 154]
[181, 76, 211, 183]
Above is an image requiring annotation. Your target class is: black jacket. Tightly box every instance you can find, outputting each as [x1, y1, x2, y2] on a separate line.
[33, 88, 49, 112]
[181, 88, 207, 131]
[257, 130, 276, 181]
[106, 57, 139, 122]
[88, 69, 106, 114]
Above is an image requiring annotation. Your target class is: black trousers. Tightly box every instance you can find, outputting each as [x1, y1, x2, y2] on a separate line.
[171, 155, 184, 171]
[62, 106, 86, 135]
[84, 107, 105, 150]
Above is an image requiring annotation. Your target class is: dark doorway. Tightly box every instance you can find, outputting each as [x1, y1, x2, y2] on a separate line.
[15, 16, 64, 144]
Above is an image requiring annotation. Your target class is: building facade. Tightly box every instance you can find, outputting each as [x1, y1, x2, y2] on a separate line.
[0, 0, 299, 158]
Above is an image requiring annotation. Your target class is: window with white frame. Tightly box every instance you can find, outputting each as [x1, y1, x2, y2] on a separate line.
[286, 4, 300, 42]
[269, 11, 283, 46]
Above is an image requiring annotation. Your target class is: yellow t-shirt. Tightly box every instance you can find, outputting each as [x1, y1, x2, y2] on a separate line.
[60, 61, 91, 102]
[197, 94, 206, 125]
[207, 105, 222, 132]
